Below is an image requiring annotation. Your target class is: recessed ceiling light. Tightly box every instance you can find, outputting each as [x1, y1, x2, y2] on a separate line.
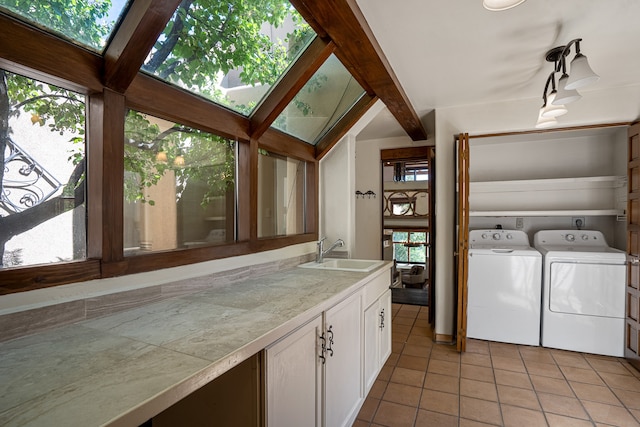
[483, 0, 527, 11]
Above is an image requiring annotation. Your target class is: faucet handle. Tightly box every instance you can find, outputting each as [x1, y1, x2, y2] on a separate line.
[318, 237, 327, 243]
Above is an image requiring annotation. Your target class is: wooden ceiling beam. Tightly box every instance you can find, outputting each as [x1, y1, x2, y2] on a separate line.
[250, 38, 335, 140]
[260, 128, 317, 162]
[103, 0, 183, 93]
[315, 94, 378, 160]
[0, 14, 103, 93]
[126, 73, 251, 141]
[290, 0, 428, 141]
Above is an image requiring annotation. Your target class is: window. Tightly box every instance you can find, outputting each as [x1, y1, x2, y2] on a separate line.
[384, 161, 429, 182]
[0, 69, 86, 268]
[258, 151, 305, 238]
[271, 54, 366, 144]
[0, 0, 383, 291]
[0, 0, 131, 52]
[124, 111, 235, 254]
[141, 0, 315, 116]
[392, 231, 427, 265]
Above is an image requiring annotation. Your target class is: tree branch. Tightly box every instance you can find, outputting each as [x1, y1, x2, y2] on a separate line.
[144, 0, 195, 75]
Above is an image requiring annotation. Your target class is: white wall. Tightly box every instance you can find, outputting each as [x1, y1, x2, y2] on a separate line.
[319, 134, 355, 255]
[321, 131, 431, 261]
[353, 136, 433, 259]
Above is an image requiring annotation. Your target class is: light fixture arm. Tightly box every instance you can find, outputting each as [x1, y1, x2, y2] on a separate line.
[541, 72, 556, 105]
[560, 38, 583, 58]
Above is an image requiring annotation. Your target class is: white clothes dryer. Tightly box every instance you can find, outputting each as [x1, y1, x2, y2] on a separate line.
[467, 229, 542, 346]
[534, 230, 626, 357]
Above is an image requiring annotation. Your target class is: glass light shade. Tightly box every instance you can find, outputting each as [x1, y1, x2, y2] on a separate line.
[535, 112, 557, 129]
[553, 74, 582, 105]
[565, 54, 599, 90]
[483, 0, 527, 10]
[540, 92, 568, 118]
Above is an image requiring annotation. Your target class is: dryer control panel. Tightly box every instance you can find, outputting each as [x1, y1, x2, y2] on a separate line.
[533, 230, 606, 248]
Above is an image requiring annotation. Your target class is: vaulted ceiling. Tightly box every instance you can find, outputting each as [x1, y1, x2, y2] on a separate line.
[6, 1, 634, 148]
[354, 0, 640, 137]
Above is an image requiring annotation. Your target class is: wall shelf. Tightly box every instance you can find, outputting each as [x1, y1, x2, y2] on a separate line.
[469, 176, 627, 217]
[469, 209, 623, 217]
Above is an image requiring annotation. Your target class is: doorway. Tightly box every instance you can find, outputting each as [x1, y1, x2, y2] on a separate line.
[381, 147, 434, 320]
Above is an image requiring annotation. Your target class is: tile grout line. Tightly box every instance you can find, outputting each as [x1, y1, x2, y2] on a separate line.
[518, 345, 552, 427]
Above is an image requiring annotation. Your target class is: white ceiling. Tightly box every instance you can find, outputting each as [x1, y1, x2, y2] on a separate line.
[354, 0, 640, 138]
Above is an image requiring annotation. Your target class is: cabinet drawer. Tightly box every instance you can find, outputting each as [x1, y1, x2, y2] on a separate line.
[363, 269, 392, 308]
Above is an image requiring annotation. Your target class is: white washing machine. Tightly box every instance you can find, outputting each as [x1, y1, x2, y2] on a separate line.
[534, 230, 626, 357]
[467, 229, 542, 346]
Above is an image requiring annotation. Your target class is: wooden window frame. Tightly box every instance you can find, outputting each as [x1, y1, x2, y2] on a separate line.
[0, 0, 428, 294]
[0, 14, 318, 294]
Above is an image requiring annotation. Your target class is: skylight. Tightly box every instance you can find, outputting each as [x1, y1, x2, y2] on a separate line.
[140, 0, 315, 116]
[271, 54, 366, 145]
[0, 0, 131, 52]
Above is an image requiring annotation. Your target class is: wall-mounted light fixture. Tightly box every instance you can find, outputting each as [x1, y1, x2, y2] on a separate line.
[483, 0, 526, 11]
[535, 38, 599, 129]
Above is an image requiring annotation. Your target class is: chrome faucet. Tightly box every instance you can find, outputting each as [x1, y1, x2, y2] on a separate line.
[317, 237, 344, 263]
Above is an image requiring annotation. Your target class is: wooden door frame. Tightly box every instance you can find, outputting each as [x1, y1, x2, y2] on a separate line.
[626, 122, 640, 370]
[455, 122, 633, 353]
[456, 134, 470, 352]
[380, 146, 434, 311]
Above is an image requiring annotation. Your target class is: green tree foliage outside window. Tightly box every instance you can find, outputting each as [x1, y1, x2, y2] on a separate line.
[142, 0, 314, 114]
[393, 231, 427, 265]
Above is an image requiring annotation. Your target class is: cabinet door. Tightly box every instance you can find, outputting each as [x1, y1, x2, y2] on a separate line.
[363, 299, 381, 393]
[363, 290, 393, 394]
[324, 291, 363, 427]
[379, 289, 392, 365]
[265, 315, 322, 427]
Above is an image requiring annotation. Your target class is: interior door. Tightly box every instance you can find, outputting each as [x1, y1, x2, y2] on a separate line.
[456, 133, 470, 352]
[626, 122, 640, 370]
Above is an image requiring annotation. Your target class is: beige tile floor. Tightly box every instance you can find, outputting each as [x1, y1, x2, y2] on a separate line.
[353, 303, 640, 427]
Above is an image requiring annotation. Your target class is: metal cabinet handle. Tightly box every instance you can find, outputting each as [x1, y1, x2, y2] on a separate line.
[319, 332, 326, 364]
[629, 257, 640, 265]
[379, 308, 385, 330]
[326, 325, 334, 357]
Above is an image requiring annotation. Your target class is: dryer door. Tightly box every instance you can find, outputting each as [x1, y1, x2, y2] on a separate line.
[549, 262, 626, 318]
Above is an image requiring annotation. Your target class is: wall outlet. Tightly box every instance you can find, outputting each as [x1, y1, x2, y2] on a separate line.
[515, 217, 524, 229]
[572, 217, 585, 229]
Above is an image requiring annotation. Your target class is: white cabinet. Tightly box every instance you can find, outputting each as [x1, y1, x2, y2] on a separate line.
[324, 291, 363, 427]
[265, 314, 323, 427]
[265, 291, 363, 427]
[264, 268, 391, 427]
[363, 289, 392, 393]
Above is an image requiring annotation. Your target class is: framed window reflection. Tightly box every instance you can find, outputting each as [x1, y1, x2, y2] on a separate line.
[258, 151, 306, 238]
[123, 111, 236, 255]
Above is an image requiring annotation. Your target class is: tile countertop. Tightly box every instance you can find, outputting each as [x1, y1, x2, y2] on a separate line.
[0, 263, 391, 427]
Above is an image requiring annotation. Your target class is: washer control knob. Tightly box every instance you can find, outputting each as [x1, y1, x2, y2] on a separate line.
[506, 234, 513, 240]
[565, 234, 575, 242]
[492, 233, 501, 240]
[481, 233, 488, 239]
[582, 234, 589, 241]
